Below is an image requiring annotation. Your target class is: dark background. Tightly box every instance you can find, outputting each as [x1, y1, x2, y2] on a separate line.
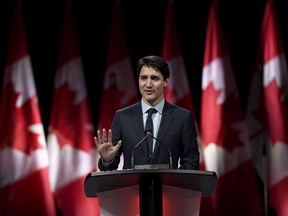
[0, 0, 288, 135]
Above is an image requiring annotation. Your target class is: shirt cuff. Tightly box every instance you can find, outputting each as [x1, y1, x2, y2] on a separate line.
[102, 157, 114, 166]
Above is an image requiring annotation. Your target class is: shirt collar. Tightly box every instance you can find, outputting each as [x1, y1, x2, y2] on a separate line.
[141, 98, 165, 115]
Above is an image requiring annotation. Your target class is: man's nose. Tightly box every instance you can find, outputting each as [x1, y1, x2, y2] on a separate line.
[146, 78, 152, 86]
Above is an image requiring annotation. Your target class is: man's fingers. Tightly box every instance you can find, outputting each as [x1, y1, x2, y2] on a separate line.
[108, 129, 112, 142]
[94, 136, 102, 150]
[95, 129, 117, 159]
[102, 128, 107, 142]
[97, 130, 102, 143]
[115, 140, 122, 150]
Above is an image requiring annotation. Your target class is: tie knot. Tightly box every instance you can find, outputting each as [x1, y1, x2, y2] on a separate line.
[147, 108, 157, 117]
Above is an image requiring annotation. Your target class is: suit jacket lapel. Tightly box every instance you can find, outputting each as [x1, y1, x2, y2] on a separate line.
[153, 101, 174, 156]
[130, 102, 150, 154]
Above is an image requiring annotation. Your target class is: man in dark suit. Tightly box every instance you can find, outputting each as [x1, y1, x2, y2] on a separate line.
[95, 55, 199, 170]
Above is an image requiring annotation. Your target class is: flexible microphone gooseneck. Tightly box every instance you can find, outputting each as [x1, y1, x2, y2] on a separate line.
[130, 131, 173, 169]
[146, 132, 173, 169]
[131, 132, 150, 169]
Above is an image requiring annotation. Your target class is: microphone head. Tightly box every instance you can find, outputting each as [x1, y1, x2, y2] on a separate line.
[144, 129, 152, 134]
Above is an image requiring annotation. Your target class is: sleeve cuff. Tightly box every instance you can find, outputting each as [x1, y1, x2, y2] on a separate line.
[102, 157, 114, 166]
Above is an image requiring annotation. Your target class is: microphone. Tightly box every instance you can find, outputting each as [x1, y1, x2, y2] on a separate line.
[146, 131, 173, 169]
[130, 130, 173, 169]
[131, 132, 150, 169]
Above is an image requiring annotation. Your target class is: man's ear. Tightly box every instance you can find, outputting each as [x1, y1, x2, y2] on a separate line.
[164, 78, 168, 87]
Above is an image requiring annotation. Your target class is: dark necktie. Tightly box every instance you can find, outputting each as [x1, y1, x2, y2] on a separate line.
[145, 108, 157, 155]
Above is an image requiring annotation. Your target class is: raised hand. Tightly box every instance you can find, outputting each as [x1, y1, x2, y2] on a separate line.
[94, 128, 122, 162]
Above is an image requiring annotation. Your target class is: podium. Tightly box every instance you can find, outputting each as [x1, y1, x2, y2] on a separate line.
[84, 169, 217, 216]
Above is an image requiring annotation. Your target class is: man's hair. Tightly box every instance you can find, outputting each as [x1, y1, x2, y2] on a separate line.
[136, 55, 170, 80]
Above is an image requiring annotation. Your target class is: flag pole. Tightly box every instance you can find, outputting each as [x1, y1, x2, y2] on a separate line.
[262, 135, 268, 216]
[258, 63, 268, 216]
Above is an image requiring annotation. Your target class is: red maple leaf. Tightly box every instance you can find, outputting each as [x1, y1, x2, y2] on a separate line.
[49, 83, 94, 152]
[201, 82, 245, 152]
[264, 79, 288, 145]
[0, 81, 43, 154]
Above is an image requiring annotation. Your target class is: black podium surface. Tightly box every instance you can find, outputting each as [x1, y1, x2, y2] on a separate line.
[84, 169, 217, 216]
[85, 169, 216, 197]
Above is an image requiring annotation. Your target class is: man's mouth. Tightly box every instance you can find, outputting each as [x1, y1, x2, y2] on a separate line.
[145, 90, 153, 94]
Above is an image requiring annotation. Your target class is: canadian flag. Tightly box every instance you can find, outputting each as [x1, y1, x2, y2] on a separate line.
[162, 0, 196, 115]
[0, 3, 56, 216]
[162, 0, 204, 167]
[200, 1, 262, 215]
[98, 0, 138, 131]
[47, 3, 99, 216]
[97, 0, 139, 168]
[246, 1, 288, 215]
[161, 1, 211, 214]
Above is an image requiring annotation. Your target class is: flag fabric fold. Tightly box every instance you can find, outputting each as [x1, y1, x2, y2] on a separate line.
[0, 3, 56, 216]
[247, 1, 288, 215]
[47, 3, 99, 216]
[97, 1, 139, 172]
[162, 0, 196, 119]
[98, 0, 139, 133]
[162, 0, 206, 172]
[200, 1, 262, 215]
[161, 1, 211, 214]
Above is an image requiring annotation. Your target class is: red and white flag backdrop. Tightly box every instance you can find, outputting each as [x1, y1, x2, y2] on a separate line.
[200, 1, 262, 215]
[47, 2, 99, 216]
[162, 0, 205, 168]
[162, 1, 196, 115]
[98, 0, 139, 131]
[246, 1, 288, 215]
[0, 3, 56, 216]
[97, 0, 139, 170]
[161, 1, 211, 214]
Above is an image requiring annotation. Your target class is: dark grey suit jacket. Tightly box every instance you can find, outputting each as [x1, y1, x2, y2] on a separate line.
[98, 100, 199, 170]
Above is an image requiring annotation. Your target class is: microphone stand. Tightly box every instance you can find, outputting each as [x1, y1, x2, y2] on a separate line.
[131, 133, 150, 169]
[146, 132, 173, 169]
[131, 132, 173, 169]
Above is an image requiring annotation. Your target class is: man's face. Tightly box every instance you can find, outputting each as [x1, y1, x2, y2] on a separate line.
[138, 66, 168, 106]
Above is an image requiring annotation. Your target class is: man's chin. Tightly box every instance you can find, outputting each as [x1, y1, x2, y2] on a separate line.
[143, 97, 155, 104]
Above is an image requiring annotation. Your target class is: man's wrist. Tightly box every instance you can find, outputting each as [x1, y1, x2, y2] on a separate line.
[102, 157, 114, 165]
